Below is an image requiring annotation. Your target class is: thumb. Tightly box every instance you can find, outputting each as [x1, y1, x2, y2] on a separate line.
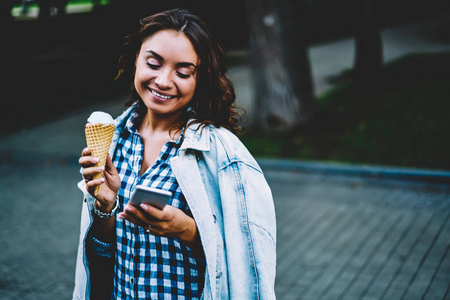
[104, 154, 120, 193]
[105, 154, 118, 176]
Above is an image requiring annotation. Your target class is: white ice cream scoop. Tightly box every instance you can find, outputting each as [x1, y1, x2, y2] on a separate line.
[87, 111, 114, 125]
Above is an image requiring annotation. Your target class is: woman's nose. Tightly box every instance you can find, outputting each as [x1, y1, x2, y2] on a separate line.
[155, 69, 173, 89]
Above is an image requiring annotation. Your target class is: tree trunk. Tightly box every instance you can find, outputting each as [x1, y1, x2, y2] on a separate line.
[37, 0, 51, 19]
[245, 0, 314, 130]
[279, 0, 315, 123]
[56, 0, 68, 18]
[353, 0, 383, 88]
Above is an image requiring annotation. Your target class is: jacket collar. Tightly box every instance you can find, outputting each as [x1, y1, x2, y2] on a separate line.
[179, 122, 210, 152]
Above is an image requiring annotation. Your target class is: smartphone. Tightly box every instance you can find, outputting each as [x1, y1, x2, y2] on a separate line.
[129, 185, 172, 210]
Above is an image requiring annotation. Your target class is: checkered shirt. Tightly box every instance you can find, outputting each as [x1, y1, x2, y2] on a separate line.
[88, 109, 205, 299]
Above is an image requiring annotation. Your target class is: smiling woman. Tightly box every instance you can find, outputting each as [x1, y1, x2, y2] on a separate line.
[134, 30, 199, 120]
[116, 9, 242, 135]
[74, 8, 276, 300]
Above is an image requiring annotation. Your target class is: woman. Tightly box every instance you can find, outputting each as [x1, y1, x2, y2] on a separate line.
[74, 8, 276, 300]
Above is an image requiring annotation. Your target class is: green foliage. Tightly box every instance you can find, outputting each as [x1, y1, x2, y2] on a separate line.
[240, 52, 450, 170]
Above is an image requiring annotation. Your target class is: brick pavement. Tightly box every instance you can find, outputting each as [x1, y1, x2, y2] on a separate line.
[0, 154, 449, 299]
[0, 157, 82, 299]
[269, 170, 450, 300]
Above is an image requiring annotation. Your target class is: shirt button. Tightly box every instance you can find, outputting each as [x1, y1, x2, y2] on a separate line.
[130, 277, 134, 284]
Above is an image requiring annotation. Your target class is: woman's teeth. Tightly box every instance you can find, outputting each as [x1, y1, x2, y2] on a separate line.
[151, 89, 174, 100]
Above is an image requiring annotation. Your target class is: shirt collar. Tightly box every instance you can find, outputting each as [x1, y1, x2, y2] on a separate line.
[116, 105, 209, 152]
[125, 108, 185, 147]
[171, 127, 185, 147]
[125, 110, 140, 135]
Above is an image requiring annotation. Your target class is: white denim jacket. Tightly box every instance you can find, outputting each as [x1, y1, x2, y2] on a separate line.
[73, 106, 277, 299]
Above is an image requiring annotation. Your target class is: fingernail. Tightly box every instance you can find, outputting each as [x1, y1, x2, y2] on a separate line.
[97, 166, 104, 172]
[140, 203, 148, 211]
[93, 157, 100, 163]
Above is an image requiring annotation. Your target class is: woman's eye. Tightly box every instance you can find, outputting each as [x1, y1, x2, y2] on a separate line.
[146, 62, 160, 70]
[176, 71, 191, 79]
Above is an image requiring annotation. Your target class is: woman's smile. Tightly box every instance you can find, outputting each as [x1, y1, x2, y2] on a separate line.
[148, 87, 177, 100]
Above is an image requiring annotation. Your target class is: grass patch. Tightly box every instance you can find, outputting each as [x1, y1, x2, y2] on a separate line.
[240, 52, 450, 170]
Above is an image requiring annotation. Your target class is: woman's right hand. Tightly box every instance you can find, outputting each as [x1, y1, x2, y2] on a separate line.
[79, 147, 121, 211]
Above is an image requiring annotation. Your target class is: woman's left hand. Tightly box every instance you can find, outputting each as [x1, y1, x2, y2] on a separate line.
[118, 204, 200, 249]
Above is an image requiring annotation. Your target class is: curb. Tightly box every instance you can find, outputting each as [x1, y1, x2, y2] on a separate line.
[2, 150, 450, 184]
[257, 158, 450, 184]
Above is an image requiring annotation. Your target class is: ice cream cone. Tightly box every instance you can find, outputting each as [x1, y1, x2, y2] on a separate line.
[85, 123, 115, 195]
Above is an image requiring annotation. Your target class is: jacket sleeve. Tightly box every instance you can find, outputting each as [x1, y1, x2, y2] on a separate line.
[218, 161, 277, 299]
[74, 180, 115, 300]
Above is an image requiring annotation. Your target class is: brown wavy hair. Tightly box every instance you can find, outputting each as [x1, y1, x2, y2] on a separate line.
[116, 8, 242, 134]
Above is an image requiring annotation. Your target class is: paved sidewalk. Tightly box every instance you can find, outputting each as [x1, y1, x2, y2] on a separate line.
[268, 170, 450, 300]
[0, 151, 449, 299]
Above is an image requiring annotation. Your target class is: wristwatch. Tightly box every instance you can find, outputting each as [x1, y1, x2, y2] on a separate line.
[93, 195, 119, 219]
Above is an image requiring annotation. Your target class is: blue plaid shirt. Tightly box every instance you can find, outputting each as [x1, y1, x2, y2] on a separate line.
[88, 109, 205, 299]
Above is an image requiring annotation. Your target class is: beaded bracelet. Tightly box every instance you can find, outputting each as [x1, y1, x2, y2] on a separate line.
[93, 195, 119, 219]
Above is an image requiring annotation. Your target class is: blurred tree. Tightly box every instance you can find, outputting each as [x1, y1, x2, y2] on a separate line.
[55, 0, 68, 18]
[36, 0, 68, 19]
[245, 0, 314, 130]
[352, 0, 383, 88]
[280, 0, 315, 123]
[36, 0, 51, 19]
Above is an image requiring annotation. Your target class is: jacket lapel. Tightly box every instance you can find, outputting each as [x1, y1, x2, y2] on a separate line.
[170, 149, 217, 300]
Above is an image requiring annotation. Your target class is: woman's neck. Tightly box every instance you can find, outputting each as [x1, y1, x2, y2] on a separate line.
[139, 109, 182, 139]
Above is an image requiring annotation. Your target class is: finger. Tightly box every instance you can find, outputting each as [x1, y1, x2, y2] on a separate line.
[79, 156, 100, 168]
[102, 155, 121, 193]
[146, 225, 163, 236]
[120, 206, 151, 229]
[86, 176, 105, 195]
[105, 154, 119, 176]
[124, 204, 150, 221]
[140, 203, 167, 221]
[82, 165, 104, 178]
[82, 147, 91, 156]
[127, 204, 162, 225]
[123, 214, 148, 229]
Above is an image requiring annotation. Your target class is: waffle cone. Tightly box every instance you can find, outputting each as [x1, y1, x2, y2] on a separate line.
[85, 123, 115, 195]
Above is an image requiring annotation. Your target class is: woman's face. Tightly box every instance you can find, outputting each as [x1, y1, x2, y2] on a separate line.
[134, 29, 199, 118]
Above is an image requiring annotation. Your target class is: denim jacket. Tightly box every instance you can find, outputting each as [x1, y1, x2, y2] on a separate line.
[73, 106, 277, 299]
